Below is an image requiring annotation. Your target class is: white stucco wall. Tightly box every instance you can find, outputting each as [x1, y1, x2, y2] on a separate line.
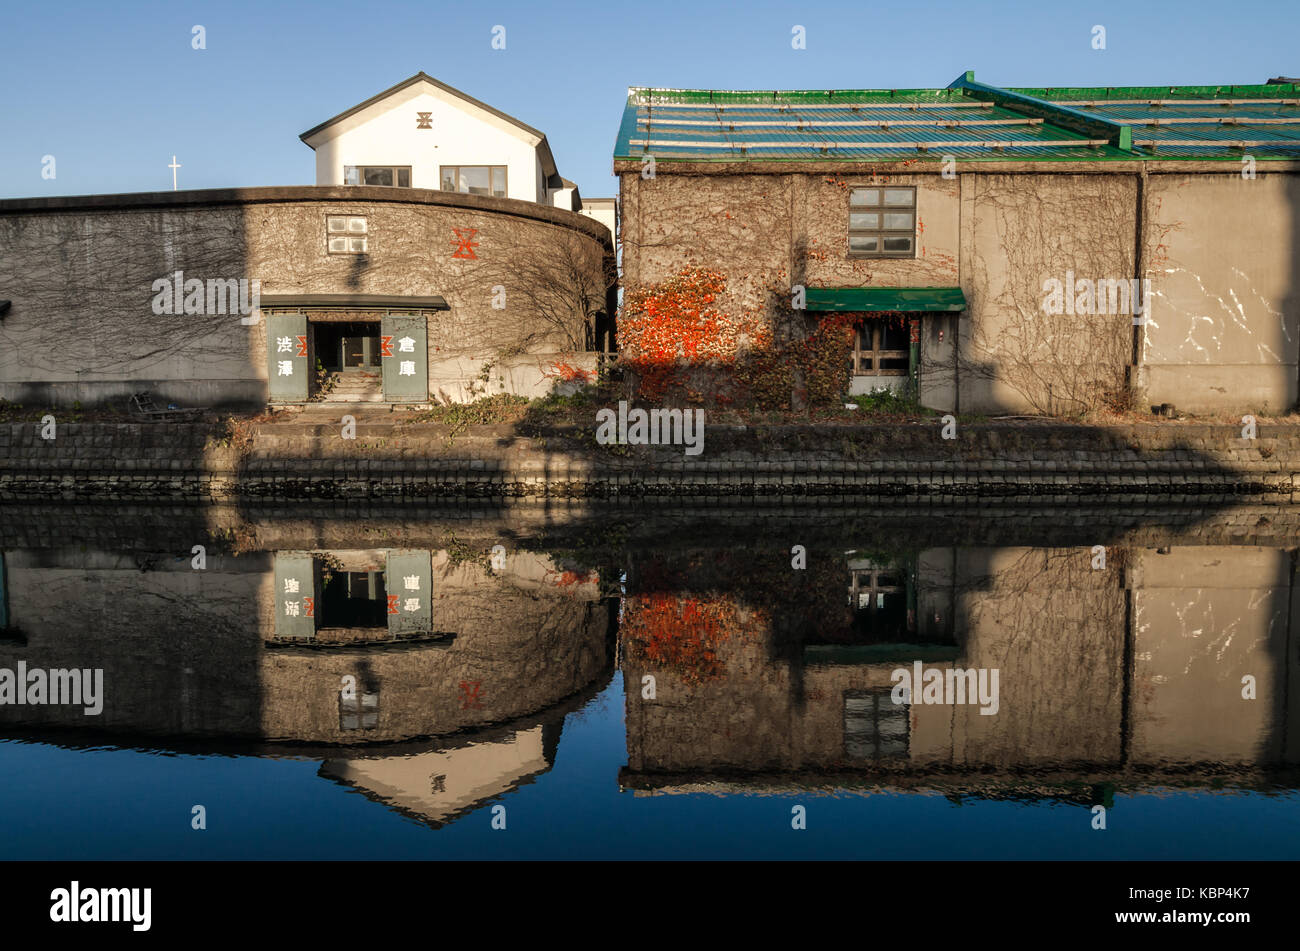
[309, 86, 546, 203]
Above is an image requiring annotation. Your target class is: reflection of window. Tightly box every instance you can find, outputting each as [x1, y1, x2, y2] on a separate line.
[344, 166, 411, 187]
[848, 186, 915, 257]
[429, 774, 446, 794]
[327, 216, 368, 254]
[439, 166, 507, 198]
[844, 689, 909, 760]
[847, 567, 910, 642]
[319, 570, 388, 628]
[340, 688, 379, 731]
[849, 320, 909, 376]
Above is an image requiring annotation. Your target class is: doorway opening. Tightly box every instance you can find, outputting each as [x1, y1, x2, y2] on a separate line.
[312, 320, 383, 401]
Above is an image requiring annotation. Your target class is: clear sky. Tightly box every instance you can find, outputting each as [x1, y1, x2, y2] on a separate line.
[1, 0, 1296, 201]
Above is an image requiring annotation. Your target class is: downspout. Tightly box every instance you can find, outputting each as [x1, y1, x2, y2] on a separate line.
[1130, 167, 1149, 410]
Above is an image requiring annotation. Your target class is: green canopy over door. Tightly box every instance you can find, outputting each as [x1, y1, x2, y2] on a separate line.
[385, 550, 433, 636]
[266, 312, 309, 402]
[381, 315, 428, 402]
[804, 287, 967, 313]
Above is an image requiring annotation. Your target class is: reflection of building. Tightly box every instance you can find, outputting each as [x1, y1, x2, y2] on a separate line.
[321, 722, 560, 828]
[621, 544, 1300, 798]
[0, 545, 614, 744]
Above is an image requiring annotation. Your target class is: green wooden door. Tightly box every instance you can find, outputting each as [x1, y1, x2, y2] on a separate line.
[274, 552, 318, 639]
[381, 315, 427, 402]
[385, 550, 432, 636]
[267, 313, 309, 402]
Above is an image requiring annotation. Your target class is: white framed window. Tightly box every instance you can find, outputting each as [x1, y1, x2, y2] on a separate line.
[327, 216, 368, 254]
[440, 166, 507, 198]
[344, 166, 411, 188]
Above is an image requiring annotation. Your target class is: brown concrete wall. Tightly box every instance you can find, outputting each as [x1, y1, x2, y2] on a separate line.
[0, 187, 611, 409]
[958, 173, 1137, 415]
[1142, 174, 1300, 413]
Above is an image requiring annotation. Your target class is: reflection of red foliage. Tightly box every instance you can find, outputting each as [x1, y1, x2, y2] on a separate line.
[622, 592, 767, 686]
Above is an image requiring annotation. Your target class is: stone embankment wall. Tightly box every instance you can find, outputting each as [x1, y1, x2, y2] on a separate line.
[2, 420, 1299, 503]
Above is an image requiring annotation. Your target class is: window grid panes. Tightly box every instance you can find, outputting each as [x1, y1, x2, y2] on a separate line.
[849, 186, 916, 258]
[326, 216, 368, 254]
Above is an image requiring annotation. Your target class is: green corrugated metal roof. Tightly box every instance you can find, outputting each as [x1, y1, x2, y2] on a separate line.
[805, 287, 967, 312]
[613, 72, 1300, 162]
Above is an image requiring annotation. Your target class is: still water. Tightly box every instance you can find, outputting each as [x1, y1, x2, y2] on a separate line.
[1, 505, 1298, 860]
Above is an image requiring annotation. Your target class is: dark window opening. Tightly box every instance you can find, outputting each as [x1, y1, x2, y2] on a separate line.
[319, 570, 388, 628]
[850, 318, 910, 376]
[312, 321, 382, 371]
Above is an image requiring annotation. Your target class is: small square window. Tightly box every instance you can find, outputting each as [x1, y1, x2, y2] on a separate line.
[327, 216, 368, 253]
[848, 185, 916, 259]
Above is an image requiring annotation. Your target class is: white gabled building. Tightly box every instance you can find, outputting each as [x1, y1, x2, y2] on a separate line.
[299, 71, 612, 230]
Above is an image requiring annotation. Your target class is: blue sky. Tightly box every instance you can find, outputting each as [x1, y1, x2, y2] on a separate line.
[1, 0, 1296, 200]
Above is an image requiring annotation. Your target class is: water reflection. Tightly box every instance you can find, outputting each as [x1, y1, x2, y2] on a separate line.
[621, 542, 1299, 798]
[0, 509, 1297, 836]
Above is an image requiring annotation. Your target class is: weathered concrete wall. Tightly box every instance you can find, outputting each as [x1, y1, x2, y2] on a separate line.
[0, 187, 612, 409]
[958, 173, 1136, 415]
[1143, 174, 1300, 414]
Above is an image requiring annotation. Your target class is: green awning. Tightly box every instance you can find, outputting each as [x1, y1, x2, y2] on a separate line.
[804, 287, 967, 313]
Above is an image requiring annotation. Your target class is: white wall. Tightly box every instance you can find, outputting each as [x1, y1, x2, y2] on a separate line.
[311, 86, 545, 203]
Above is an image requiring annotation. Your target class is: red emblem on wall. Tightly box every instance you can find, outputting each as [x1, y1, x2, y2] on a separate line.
[452, 228, 479, 260]
[387, 595, 400, 615]
[295, 334, 308, 357]
[380, 335, 394, 358]
[303, 597, 314, 617]
[459, 680, 484, 709]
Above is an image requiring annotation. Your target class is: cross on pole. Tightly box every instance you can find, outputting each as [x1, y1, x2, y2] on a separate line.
[169, 155, 182, 191]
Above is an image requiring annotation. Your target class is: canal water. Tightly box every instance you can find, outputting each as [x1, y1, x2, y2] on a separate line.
[1, 505, 1297, 860]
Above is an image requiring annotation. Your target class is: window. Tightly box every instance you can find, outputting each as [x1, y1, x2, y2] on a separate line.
[327, 216, 368, 254]
[849, 319, 910, 375]
[844, 689, 909, 760]
[848, 186, 915, 257]
[344, 166, 411, 188]
[440, 166, 507, 198]
[339, 686, 379, 731]
[848, 567, 909, 642]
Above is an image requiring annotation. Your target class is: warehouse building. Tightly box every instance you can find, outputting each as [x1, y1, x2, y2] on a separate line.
[0, 74, 615, 409]
[614, 72, 1300, 415]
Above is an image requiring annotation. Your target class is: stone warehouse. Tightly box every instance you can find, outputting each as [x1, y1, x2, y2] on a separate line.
[0, 73, 616, 409]
[615, 72, 1300, 415]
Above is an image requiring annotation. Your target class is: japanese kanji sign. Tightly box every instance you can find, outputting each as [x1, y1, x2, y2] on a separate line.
[274, 552, 318, 639]
[380, 315, 427, 401]
[266, 313, 308, 402]
[385, 550, 432, 635]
